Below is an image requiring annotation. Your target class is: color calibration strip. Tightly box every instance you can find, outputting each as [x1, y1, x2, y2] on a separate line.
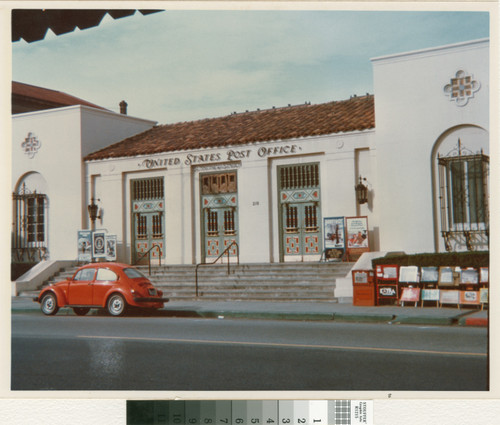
[127, 400, 373, 425]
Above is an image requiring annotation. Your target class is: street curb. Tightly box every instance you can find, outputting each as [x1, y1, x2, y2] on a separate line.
[392, 315, 455, 326]
[332, 313, 394, 323]
[190, 311, 336, 321]
[458, 317, 488, 327]
[13, 303, 486, 326]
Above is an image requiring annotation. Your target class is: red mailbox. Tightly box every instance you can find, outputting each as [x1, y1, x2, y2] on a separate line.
[352, 269, 375, 306]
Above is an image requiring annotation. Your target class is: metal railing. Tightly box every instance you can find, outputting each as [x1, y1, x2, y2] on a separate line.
[133, 244, 162, 276]
[195, 241, 239, 297]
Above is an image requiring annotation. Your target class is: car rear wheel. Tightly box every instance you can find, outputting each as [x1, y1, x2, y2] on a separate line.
[107, 294, 127, 316]
[41, 293, 59, 316]
[73, 307, 90, 316]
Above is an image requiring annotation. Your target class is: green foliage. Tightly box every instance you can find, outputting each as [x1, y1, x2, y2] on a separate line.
[371, 251, 489, 269]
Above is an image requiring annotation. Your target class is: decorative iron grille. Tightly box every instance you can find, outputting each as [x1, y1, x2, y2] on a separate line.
[279, 163, 319, 190]
[201, 172, 237, 195]
[132, 177, 164, 200]
[12, 183, 48, 262]
[438, 141, 489, 251]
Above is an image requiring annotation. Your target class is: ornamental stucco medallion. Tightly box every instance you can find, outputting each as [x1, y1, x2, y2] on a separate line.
[443, 70, 480, 106]
[22, 132, 41, 158]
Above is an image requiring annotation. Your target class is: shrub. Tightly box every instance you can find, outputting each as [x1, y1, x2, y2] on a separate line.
[11, 262, 37, 281]
[371, 251, 489, 269]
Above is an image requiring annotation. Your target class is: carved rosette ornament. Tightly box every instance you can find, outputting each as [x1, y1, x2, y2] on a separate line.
[22, 132, 41, 158]
[443, 70, 480, 106]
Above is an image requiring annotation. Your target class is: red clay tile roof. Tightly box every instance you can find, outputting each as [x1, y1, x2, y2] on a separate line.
[12, 81, 108, 113]
[85, 95, 374, 161]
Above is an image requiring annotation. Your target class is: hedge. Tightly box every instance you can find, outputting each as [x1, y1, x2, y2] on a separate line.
[371, 251, 489, 269]
[11, 262, 37, 281]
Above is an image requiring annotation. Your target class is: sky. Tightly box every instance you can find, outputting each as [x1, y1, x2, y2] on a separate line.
[11, 6, 491, 125]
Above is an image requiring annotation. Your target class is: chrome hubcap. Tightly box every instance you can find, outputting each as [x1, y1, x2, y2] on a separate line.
[43, 297, 54, 312]
[110, 297, 123, 314]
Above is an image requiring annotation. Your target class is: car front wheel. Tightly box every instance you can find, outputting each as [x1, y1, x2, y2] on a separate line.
[41, 293, 59, 316]
[107, 294, 127, 316]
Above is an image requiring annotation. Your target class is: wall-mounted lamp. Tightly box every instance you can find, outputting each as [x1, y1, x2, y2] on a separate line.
[87, 198, 101, 227]
[355, 176, 369, 205]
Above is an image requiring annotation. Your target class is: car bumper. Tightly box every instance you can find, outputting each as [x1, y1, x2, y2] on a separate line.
[33, 297, 39, 303]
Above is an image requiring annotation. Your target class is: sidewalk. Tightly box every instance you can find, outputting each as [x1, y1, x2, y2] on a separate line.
[12, 296, 488, 327]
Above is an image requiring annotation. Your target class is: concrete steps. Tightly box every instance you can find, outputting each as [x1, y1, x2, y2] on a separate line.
[137, 262, 354, 302]
[21, 262, 354, 303]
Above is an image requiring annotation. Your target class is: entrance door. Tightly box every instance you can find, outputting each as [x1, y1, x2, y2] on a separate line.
[134, 212, 164, 263]
[204, 207, 238, 260]
[282, 202, 321, 260]
[131, 177, 165, 264]
[278, 163, 322, 262]
[201, 171, 238, 263]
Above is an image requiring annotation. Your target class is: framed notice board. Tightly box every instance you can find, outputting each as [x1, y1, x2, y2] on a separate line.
[460, 267, 479, 285]
[77, 230, 92, 262]
[438, 266, 456, 287]
[421, 266, 439, 288]
[323, 216, 345, 261]
[399, 266, 419, 283]
[92, 229, 107, 259]
[345, 216, 369, 261]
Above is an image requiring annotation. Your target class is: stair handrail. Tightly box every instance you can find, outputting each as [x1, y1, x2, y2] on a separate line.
[195, 241, 239, 297]
[133, 244, 162, 276]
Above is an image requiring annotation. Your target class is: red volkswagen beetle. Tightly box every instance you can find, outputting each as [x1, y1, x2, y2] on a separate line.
[34, 262, 168, 316]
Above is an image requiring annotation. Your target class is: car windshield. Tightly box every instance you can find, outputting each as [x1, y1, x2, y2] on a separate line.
[123, 268, 148, 279]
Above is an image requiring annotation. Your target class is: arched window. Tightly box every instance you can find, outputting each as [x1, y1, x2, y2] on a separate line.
[12, 173, 49, 262]
[433, 127, 489, 252]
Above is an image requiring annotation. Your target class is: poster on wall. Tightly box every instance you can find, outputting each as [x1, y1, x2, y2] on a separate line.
[323, 216, 345, 260]
[92, 229, 107, 258]
[345, 216, 369, 261]
[77, 230, 92, 262]
[106, 234, 117, 261]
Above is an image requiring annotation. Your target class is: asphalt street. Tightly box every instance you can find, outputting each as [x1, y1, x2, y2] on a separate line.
[11, 313, 488, 391]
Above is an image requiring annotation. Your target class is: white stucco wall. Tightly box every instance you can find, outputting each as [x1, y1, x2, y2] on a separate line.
[372, 39, 489, 253]
[86, 129, 375, 265]
[12, 106, 156, 262]
[80, 107, 156, 157]
[13, 108, 83, 261]
[13, 39, 488, 266]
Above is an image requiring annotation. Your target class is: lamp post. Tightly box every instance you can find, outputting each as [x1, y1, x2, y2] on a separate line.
[87, 198, 100, 230]
[355, 176, 368, 205]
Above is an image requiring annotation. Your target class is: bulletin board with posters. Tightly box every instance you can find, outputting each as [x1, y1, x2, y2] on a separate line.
[106, 234, 117, 261]
[345, 216, 369, 261]
[77, 230, 92, 262]
[323, 216, 345, 261]
[92, 229, 107, 258]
